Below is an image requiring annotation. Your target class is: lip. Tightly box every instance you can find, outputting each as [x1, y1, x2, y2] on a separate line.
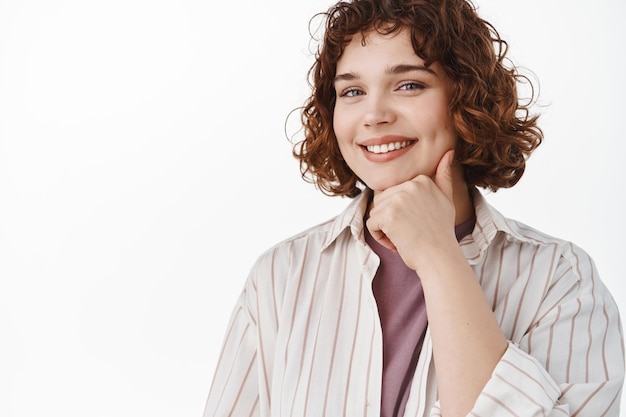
[359, 135, 416, 147]
[359, 135, 417, 162]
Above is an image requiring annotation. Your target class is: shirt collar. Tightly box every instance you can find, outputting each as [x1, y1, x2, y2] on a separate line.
[461, 188, 530, 264]
[320, 187, 523, 263]
[321, 189, 371, 250]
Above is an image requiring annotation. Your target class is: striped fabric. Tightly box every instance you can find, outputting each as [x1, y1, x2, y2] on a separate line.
[203, 189, 624, 417]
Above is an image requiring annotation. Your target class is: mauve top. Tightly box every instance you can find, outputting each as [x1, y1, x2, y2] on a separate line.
[365, 215, 476, 417]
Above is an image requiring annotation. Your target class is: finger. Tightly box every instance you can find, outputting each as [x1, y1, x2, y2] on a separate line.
[434, 149, 455, 201]
[366, 217, 397, 252]
[373, 232, 398, 252]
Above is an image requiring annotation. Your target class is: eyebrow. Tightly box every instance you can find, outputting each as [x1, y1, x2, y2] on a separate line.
[389, 64, 437, 76]
[334, 64, 437, 83]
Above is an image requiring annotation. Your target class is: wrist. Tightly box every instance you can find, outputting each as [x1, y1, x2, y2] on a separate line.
[411, 241, 468, 281]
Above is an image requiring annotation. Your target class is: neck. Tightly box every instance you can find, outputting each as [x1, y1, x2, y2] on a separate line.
[450, 162, 474, 225]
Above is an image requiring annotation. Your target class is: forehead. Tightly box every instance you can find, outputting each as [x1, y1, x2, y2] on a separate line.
[334, 28, 452, 92]
[336, 28, 446, 78]
[337, 29, 424, 68]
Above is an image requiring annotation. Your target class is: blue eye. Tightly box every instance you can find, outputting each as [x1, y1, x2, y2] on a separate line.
[340, 88, 364, 97]
[398, 82, 425, 91]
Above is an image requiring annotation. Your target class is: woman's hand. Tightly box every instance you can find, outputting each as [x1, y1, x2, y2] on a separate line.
[367, 149, 508, 417]
[366, 149, 458, 272]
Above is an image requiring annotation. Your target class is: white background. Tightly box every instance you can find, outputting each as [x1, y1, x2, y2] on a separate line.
[0, 0, 624, 415]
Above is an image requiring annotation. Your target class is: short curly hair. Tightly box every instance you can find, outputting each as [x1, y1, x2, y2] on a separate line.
[293, 0, 543, 198]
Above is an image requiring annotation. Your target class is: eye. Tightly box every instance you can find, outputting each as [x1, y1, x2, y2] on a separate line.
[339, 87, 364, 97]
[398, 81, 425, 91]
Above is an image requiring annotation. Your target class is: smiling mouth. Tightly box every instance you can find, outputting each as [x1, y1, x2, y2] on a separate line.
[365, 140, 414, 154]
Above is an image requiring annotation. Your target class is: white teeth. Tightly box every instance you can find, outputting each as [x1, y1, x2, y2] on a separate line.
[366, 141, 409, 154]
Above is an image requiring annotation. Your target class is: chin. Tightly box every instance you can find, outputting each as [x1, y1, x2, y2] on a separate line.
[363, 177, 408, 193]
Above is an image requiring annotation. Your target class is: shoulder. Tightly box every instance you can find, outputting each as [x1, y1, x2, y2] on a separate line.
[248, 191, 369, 282]
[253, 216, 338, 270]
[470, 189, 584, 253]
[471, 190, 606, 296]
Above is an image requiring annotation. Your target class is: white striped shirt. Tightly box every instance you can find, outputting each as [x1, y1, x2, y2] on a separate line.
[203, 189, 624, 416]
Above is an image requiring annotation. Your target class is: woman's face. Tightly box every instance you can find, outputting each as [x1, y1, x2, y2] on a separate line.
[333, 28, 457, 193]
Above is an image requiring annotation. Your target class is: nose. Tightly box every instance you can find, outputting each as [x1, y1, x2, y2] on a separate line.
[363, 94, 396, 127]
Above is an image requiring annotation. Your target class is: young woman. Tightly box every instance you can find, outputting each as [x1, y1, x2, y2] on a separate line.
[203, 1, 624, 416]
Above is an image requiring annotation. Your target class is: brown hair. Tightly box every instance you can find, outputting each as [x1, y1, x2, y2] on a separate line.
[293, 0, 543, 198]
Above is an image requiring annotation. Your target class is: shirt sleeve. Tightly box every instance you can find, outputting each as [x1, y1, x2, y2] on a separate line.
[202, 286, 261, 417]
[432, 244, 624, 416]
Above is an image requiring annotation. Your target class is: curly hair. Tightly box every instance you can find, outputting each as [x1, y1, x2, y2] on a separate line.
[292, 0, 543, 198]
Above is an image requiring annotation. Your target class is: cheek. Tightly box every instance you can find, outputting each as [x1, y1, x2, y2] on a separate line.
[332, 110, 350, 145]
[430, 109, 456, 143]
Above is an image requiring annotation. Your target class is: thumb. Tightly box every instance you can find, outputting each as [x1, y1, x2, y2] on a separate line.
[434, 149, 455, 201]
